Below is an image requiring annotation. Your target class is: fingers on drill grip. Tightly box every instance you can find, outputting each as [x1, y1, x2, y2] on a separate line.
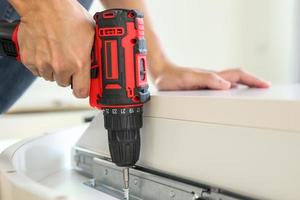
[72, 62, 91, 98]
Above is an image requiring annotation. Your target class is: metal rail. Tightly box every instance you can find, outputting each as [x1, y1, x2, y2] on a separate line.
[73, 147, 256, 200]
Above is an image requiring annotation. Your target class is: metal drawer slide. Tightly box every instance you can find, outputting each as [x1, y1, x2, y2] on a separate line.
[74, 147, 255, 200]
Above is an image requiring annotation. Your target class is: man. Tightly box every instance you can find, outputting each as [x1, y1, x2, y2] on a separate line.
[0, 0, 270, 114]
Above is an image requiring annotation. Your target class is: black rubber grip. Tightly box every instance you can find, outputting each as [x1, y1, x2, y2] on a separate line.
[0, 20, 19, 58]
[103, 107, 143, 167]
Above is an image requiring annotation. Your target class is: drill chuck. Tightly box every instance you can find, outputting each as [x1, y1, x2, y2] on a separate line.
[103, 107, 143, 166]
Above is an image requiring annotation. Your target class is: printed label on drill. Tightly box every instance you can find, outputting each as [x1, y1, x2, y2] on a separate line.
[104, 107, 142, 115]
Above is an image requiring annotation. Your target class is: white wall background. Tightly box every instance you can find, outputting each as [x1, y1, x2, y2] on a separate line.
[10, 0, 300, 111]
[141, 0, 299, 83]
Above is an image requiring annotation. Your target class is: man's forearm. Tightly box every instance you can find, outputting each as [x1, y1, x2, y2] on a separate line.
[9, 0, 60, 17]
[100, 0, 168, 79]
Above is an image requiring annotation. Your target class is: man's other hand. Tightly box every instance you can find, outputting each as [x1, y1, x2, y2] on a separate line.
[155, 62, 270, 91]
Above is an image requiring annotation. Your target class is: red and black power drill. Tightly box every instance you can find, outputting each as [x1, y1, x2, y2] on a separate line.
[0, 9, 150, 199]
[90, 9, 150, 198]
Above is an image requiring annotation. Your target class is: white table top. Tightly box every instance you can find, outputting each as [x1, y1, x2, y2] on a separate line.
[153, 84, 300, 100]
[145, 84, 300, 132]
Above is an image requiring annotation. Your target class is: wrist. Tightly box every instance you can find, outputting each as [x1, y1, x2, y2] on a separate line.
[148, 51, 172, 80]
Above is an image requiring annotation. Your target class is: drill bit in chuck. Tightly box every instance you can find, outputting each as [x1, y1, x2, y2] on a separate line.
[123, 168, 130, 200]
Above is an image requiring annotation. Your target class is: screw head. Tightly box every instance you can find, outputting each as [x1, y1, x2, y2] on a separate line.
[192, 193, 201, 200]
[170, 190, 176, 198]
[90, 179, 96, 187]
[134, 179, 138, 185]
[104, 169, 109, 175]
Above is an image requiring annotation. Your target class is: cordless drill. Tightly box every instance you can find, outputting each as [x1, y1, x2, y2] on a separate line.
[90, 9, 150, 199]
[0, 8, 150, 199]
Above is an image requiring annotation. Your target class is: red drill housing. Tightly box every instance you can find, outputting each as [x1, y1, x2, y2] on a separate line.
[89, 9, 150, 167]
[90, 9, 150, 109]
